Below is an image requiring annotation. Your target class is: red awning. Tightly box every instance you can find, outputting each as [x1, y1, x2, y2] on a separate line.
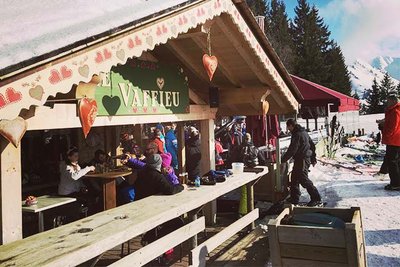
[290, 75, 359, 112]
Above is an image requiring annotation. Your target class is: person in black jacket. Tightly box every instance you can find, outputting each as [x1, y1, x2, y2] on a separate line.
[186, 127, 202, 181]
[134, 154, 184, 200]
[281, 119, 321, 206]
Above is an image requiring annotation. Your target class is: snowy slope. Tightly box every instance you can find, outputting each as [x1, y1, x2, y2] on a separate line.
[348, 58, 399, 98]
[371, 56, 400, 80]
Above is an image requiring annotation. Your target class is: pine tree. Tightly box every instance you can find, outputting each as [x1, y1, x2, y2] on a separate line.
[380, 72, 396, 102]
[264, 0, 295, 72]
[352, 92, 360, 100]
[290, 0, 332, 84]
[246, 0, 267, 16]
[324, 43, 352, 96]
[396, 82, 400, 98]
[365, 78, 383, 114]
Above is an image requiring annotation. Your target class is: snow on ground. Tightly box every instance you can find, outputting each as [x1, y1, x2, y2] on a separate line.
[301, 142, 400, 267]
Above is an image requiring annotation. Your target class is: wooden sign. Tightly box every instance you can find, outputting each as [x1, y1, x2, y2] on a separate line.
[95, 59, 189, 116]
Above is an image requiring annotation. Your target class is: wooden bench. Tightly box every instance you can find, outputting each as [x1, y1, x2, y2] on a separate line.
[190, 208, 259, 266]
[0, 167, 267, 266]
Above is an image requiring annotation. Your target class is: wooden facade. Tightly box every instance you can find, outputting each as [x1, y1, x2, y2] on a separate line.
[0, 0, 300, 247]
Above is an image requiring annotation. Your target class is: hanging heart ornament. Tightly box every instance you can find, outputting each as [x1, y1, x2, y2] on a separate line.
[202, 54, 218, 81]
[79, 98, 98, 138]
[0, 117, 27, 148]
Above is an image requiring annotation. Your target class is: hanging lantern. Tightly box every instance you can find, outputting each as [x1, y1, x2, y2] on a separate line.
[79, 97, 98, 138]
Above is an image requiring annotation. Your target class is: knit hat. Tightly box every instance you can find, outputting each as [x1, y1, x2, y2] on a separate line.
[146, 154, 162, 171]
[160, 152, 172, 168]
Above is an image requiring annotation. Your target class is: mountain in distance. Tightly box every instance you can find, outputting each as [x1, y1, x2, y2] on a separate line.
[348, 56, 400, 98]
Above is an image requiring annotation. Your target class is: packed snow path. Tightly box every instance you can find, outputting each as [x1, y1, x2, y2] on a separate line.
[303, 147, 400, 266]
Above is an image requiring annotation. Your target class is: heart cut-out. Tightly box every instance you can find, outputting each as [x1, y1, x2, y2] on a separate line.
[156, 78, 165, 90]
[202, 54, 218, 81]
[79, 98, 98, 138]
[102, 95, 121, 116]
[0, 117, 27, 148]
[29, 85, 44, 101]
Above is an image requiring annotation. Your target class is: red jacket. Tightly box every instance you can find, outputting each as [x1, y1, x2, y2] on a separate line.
[382, 103, 400, 146]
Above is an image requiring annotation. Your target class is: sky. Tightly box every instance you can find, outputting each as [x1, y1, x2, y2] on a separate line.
[283, 0, 400, 64]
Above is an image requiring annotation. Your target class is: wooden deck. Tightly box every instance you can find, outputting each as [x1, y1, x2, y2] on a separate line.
[94, 214, 269, 267]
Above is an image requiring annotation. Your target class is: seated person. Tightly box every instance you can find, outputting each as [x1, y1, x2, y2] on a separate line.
[58, 147, 95, 197]
[122, 142, 179, 185]
[89, 149, 114, 168]
[133, 154, 184, 200]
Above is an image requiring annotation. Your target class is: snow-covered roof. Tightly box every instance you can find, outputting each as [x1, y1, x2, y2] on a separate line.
[0, 0, 189, 73]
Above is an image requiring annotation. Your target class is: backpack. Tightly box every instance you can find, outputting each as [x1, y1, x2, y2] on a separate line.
[241, 145, 259, 167]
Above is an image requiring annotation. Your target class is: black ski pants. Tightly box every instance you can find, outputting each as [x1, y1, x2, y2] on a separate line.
[290, 157, 321, 202]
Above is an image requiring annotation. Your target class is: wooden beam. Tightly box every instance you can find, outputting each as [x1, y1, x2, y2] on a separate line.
[190, 208, 259, 267]
[189, 88, 206, 104]
[219, 87, 270, 105]
[215, 17, 270, 85]
[110, 217, 205, 267]
[0, 138, 22, 244]
[166, 40, 210, 82]
[192, 36, 241, 87]
[25, 104, 217, 131]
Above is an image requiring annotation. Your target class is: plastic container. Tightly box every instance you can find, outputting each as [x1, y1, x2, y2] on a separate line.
[232, 162, 244, 174]
[194, 176, 201, 187]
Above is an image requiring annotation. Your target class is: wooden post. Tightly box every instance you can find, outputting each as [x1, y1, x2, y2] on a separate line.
[0, 138, 22, 244]
[177, 122, 186, 174]
[133, 124, 143, 148]
[246, 183, 255, 231]
[200, 119, 217, 225]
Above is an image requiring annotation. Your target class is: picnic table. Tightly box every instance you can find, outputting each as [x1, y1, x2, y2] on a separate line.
[85, 170, 132, 210]
[21, 195, 76, 233]
[0, 167, 268, 267]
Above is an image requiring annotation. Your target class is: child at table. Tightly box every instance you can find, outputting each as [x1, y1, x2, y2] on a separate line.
[58, 147, 95, 197]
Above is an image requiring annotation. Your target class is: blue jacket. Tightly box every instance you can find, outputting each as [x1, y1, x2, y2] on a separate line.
[165, 130, 178, 169]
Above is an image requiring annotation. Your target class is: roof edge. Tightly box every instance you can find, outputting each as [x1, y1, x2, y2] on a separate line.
[233, 0, 303, 102]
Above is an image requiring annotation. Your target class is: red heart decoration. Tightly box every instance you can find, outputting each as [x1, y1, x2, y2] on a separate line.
[60, 65, 72, 79]
[104, 49, 112, 60]
[152, 107, 157, 113]
[132, 107, 138, 113]
[156, 27, 162, 36]
[79, 98, 98, 138]
[178, 17, 183, 25]
[49, 69, 62, 84]
[183, 16, 188, 23]
[0, 94, 6, 109]
[202, 54, 218, 81]
[143, 107, 148, 113]
[6, 87, 22, 103]
[135, 36, 142, 46]
[95, 52, 103, 63]
[128, 38, 135, 49]
[162, 25, 168, 33]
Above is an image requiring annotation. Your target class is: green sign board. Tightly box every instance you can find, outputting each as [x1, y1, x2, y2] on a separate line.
[96, 59, 189, 116]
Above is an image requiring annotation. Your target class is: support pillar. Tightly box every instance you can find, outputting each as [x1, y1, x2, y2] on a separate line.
[0, 138, 22, 244]
[200, 119, 217, 225]
[177, 122, 186, 175]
